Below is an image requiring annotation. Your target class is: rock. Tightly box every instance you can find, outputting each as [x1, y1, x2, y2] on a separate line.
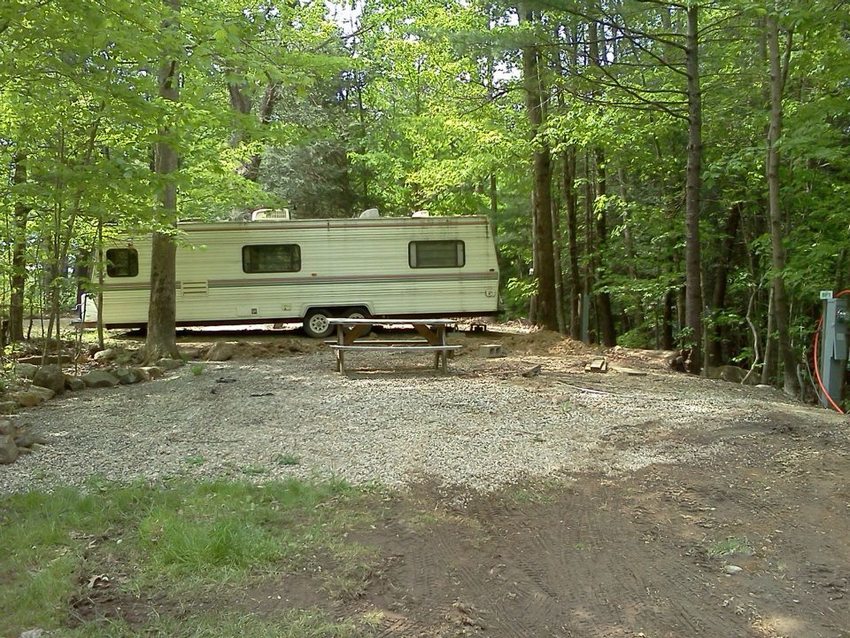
[114, 367, 141, 385]
[81, 370, 120, 388]
[14, 386, 55, 407]
[724, 565, 743, 575]
[0, 419, 14, 435]
[15, 431, 48, 448]
[705, 365, 749, 384]
[20, 629, 45, 638]
[521, 364, 542, 378]
[156, 358, 183, 370]
[0, 401, 18, 415]
[14, 363, 38, 380]
[93, 348, 118, 361]
[585, 357, 609, 373]
[206, 342, 236, 361]
[0, 435, 18, 464]
[179, 347, 203, 360]
[33, 364, 66, 394]
[141, 366, 164, 379]
[65, 375, 86, 391]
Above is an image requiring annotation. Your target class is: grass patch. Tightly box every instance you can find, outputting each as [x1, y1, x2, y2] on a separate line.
[60, 609, 366, 637]
[275, 453, 301, 466]
[707, 536, 754, 558]
[0, 477, 381, 636]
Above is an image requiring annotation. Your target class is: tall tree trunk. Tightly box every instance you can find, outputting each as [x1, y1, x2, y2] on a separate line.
[520, 3, 557, 330]
[587, 19, 617, 346]
[684, 5, 704, 374]
[563, 148, 580, 340]
[766, 14, 798, 396]
[582, 152, 595, 343]
[9, 153, 29, 343]
[145, 0, 181, 362]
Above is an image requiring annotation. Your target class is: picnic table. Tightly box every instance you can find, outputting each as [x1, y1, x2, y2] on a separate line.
[326, 318, 462, 374]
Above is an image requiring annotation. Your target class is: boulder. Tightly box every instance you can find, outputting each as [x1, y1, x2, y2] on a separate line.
[14, 363, 38, 380]
[114, 367, 141, 385]
[0, 435, 18, 464]
[81, 370, 120, 388]
[156, 358, 183, 371]
[92, 348, 117, 362]
[0, 419, 15, 435]
[179, 347, 203, 360]
[206, 342, 236, 362]
[705, 365, 751, 384]
[14, 386, 55, 407]
[15, 431, 48, 448]
[33, 364, 66, 395]
[140, 366, 164, 379]
[65, 375, 86, 391]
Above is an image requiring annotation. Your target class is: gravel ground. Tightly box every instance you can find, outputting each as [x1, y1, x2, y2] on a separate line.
[1, 348, 841, 495]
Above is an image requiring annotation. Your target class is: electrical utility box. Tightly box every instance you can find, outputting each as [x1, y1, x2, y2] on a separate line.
[819, 296, 849, 408]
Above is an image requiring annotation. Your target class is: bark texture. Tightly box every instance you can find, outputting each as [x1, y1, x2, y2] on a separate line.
[684, 5, 704, 373]
[145, 0, 181, 362]
[520, 3, 558, 331]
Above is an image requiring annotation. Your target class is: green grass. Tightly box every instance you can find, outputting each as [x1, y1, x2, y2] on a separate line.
[0, 477, 381, 636]
[57, 609, 366, 637]
[707, 536, 754, 558]
[275, 452, 301, 466]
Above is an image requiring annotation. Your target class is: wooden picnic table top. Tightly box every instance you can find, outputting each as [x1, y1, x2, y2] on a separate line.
[327, 318, 457, 326]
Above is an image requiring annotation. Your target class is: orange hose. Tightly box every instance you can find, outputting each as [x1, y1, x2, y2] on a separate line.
[813, 290, 850, 414]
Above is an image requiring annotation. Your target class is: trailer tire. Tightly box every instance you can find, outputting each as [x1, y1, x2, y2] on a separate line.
[345, 307, 370, 320]
[303, 309, 334, 339]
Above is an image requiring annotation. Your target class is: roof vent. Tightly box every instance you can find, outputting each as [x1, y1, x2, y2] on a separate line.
[251, 208, 291, 221]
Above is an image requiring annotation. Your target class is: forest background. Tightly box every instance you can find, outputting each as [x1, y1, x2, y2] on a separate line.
[1, 0, 848, 396]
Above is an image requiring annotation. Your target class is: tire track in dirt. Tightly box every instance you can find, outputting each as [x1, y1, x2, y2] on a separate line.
[461, 480, 765, 637]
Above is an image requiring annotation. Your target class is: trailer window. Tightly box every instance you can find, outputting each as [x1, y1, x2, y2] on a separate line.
[409, 241, 465, 268]
[105, 248, 138, 278]
[242, 244, 301, 273]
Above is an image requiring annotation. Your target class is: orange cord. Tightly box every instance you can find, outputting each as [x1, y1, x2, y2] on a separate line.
[813, 289, 850, 414]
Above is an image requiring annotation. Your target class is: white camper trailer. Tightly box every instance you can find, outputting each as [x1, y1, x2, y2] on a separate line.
[83, 214, 500, 337]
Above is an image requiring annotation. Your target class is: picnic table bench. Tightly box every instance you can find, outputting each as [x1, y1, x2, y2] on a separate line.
[326, 318, 462, 374]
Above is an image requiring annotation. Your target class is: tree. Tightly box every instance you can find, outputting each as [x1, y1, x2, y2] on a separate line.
[145, 0, 182, 361]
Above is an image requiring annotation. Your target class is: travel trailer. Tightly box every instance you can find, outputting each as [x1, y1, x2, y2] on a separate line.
[82, 214, 500, 338]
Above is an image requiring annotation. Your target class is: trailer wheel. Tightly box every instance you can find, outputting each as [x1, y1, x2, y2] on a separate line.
[345, 307, 371, 320]
[303, 309, 333, 339]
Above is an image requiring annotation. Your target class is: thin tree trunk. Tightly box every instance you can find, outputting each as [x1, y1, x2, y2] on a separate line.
[9, 153, 29, 343]
[582, 151, 594, 343]
[766, 14, 798, 396]
[563, 148, 580, 340]
[594, 149, 617, 346]
[145, 0, 181, 362]
[684, 5, 704, 373]
[707, 202, 742, 365]
[761, 287, 776, 385]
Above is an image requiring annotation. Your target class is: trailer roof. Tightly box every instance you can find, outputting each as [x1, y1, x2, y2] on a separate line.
[174, 215, 490, 232]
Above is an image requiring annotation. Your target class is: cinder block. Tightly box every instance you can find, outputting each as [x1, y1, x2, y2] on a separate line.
[479, 343, 505, 358]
